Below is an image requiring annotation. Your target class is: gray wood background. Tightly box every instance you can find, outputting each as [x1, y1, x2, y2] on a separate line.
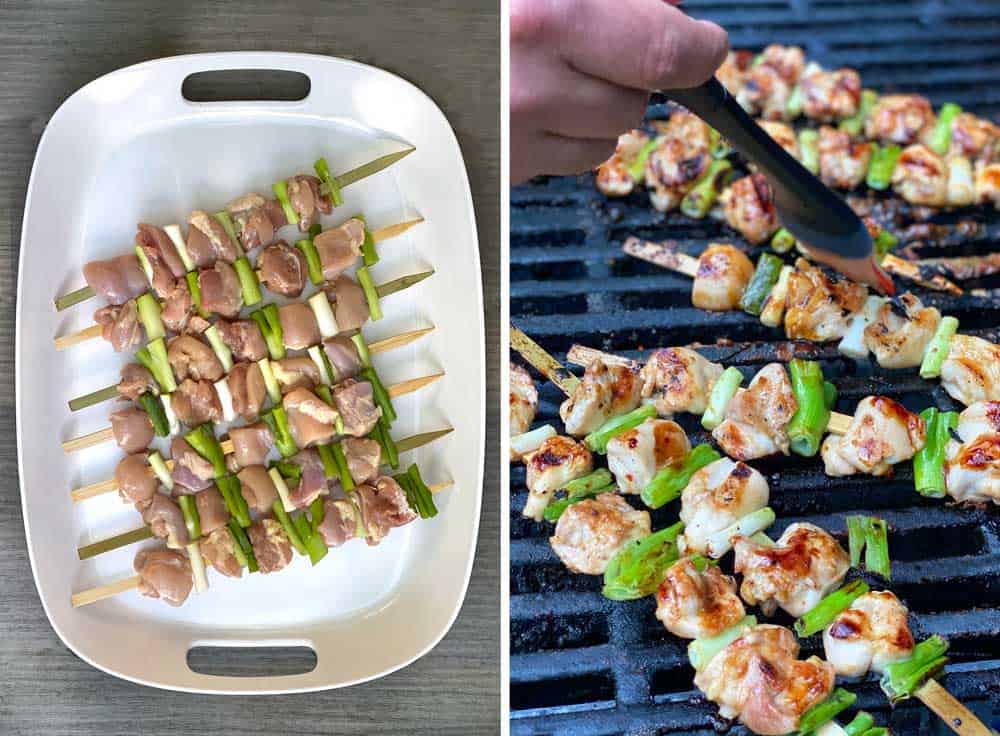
[0, 2, 500, 733]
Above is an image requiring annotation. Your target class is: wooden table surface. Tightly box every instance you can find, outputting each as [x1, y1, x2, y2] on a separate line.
[0, 2, 499, 733]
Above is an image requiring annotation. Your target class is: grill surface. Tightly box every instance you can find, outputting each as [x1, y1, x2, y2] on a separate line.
[510, 1, 1000, 732]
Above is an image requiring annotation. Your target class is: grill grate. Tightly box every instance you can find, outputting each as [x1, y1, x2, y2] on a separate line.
[510, 1, 1000, 732]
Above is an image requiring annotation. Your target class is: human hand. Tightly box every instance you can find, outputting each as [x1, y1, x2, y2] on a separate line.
[510, 0, 729, 184]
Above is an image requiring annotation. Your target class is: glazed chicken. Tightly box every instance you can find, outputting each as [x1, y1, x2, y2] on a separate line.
[595, 129, 650, 198]
[823, 590, 914, 677]
[865, 94, 935, 145]
[257, 241, 307, 297]
[720, 174, 779, 245]
[944, 401, 1000, 505]
[644, 111, 713, 212]
[758, 121, 799, 159]
[784, 258, 867, 342]
[559, 358, 643, 437]
[355, 476, 418, 545]
[713, 364, 797, 461]
[950, 112, 1000, 161]
[694, 624, 835, 736]
[863, 293, 941, 369]
[679, 457, 770, 558]
[818, 125, 873, 190]
[115, 454, 158, 508]
[822, 396, 925, 477]
[94, 300, 143, 352]
[549, 492, 651, 575]
[247, 518, 293, 574]
[736, 44, 806, 121]
[83, 254, 148, 306]
[640, 347, 724, 416]
[975, 161, 1000, 208]
[734, 523, 850, 618]
[941, 334, 1000, 406]
[510, 362, 538, 436]
[606, 417, 690, 493]
[692, 244, 755, 311]
[110, 406, 154, 454]
[892, 144, 949, 207]
[655, 556, 746, 639]
[800, 67, 861, 122]
[167, 335, 224, 382]
[278, 302, 321, 351]
[523, 435, 594, 521]
[134, 548, 193, 607]
[313, 218, 366, 280]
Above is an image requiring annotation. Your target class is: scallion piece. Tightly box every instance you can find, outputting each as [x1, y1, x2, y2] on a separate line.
[317, 444, 339, 479]
[361, 366, 397, 424]
[543, 483, 615, 522]
[563, 469, 613, 495]
[740, 253, 784, 316]
[136, 337, 176, 393]
[797, 688, 857, 735]
[584, 404, 657, 454]
[627, 138, 659, 181]
[308, 291, 339, 339]
[919, 315, 958, 379]
[847, 514, 866, 568]
[864, 516, 891, 579]
[799, 129, 820, 174]
[136, 293, 165, 341]
[880, 635, 949, 703]
[356, 265, 382, 321]
[373, 419, 399, 469]
[843, 712, 875, 736]
[251, 306, 285, 360]
[186, 424, 227, 478]
[705, 506, 776, 558]
[866, 144, 901, 191]
[273, 460, 302, 485]
[228, 519, 257, 572]
[314, 157, 344, 207]
[272, 178, 299, 225]
[271, 500, 308, 556]
[770, 227, 796, 254]
[160, 394, 180, 436]
[841, 89, 878, 136]
[331, 442, 355, 491]
[314, 383, 334, 405]
[309, 496, 326, 534]
[163, 224, 195, 272]
[794, 579, 870, 637]
[134, 244, 154, 284]
[406, 464, 438, 518]
[859, 729, 887, 736]
[258, 357, 281, 404]
[148, 451, 173, 490]
[680, 159, 733, 218]
[787, 359, 830, 457]
[302, 522, 328, 564]
[187, 542, 209, 593]
[295, 238, 324, 285]
[702, 367, 743, 430]
[352, 333, 372, 367]
[213, 210, 242, 253]
[688, 615, 756, 671]
[641, 444, 721, 509]
[234, 256, 262, 306]
[352, 215, 379, 267]
[786, 83, 804, 119]
[204, 324, 234, 373]
[602, 521, 684, 600]
[914, 408, 957, 498]
[185, 271, 209, 318]
[824, 381, 838, 410]
[874, 229, 898, 258]
[217, 474, 251, 528]
[262, 406, 298, 458]
[929, 103, 962, 155]
[178, 494, 202, 541]
[137, 391, 170, 437]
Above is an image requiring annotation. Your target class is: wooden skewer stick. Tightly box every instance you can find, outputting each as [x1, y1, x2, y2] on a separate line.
[510, 325, 579, 395]
[71, 480, 452, 608]
[915, 678, 992, 736]
[882, 254, 963, 295]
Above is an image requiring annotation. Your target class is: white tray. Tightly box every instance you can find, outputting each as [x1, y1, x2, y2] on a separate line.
[16, 52, 484, 693]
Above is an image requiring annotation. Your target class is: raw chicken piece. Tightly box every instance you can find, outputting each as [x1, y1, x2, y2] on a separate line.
[186, 210, 239, 265]
[284, 387, 339, 448]
[356, 476, 417, 545]
[141, 494, 189, 549]
[227, 362, 266, 422]
[229, 423, 274, 469]
[257, 241, 307, 297]
[169, 436, 215, 492]
[313, 218, 365, 280]
[285, 175, 332, 232]
[330, 275, 369, 332]
[115, 454, 158, 508]
[318, 499, 361, 547]
[200, 527, 243, 579]
[83, 254, 148, 306]
[198, 261, 243, 318]
[117, 363, 156, 401]
[278, 302, 321, 350]
[332, 379, 381, 437]
[322, 335, 362, 381]
[216, 319, 267, 363]
[134, 548, 193, 606]
[170, 378, 222, 426]
[273, 356, 321, 392]
[94, 301, 143, 352]
[110, 407, 154, 453]
[343, 437, 381, 485]
[237, 465, 278, 513]
[247, 518, 293, 573]
[167, 334, 224, 382]
[194, 486, 230, 535]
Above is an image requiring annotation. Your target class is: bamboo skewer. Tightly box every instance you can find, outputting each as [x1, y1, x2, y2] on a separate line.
[510, 326, 579, 395]
[71, 480, 452, 608]
[915, 679, 992, 736]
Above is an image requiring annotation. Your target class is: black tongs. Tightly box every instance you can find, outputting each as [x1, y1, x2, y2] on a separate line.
[659, 77, 894, 294]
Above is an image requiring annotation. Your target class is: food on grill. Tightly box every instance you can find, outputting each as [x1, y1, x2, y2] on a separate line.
[594, 130, 651, 198]
[735, 44, 806, 121]
[944, 401, 1000, 505]
[784, 258, 867, 342]
[821, 396, 925, 477]
[548, 492, 651, 575]
[559, 358, 642, 436]
[692, 243, 755, 310]
[606, 417, 689, 494]
[800, 67, 862, 123]
[940, 334, 1000, 406]
[719, 174, 779, 245]
[655, 555, 746, 639]
[639, 347, 724, 416]
[678, 457, 769, 558]
[523, 435, 594, 521]
[645, 112, 714, 213]
[509, 362, 538, 436]
[712, 363, 797, 460]
[863, 293, 941, 369]
[818, 125, 872, 190]
[866, 94, 935, 146]
[823, 590, 915, 677]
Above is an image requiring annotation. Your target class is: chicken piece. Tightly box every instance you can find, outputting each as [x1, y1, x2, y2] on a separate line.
[258, 241, 307, 298]
[83, 254, 148, 306]
[115, 454, 158, 508]
[713, 364, 797, 461]
[950, 113, 1000, 161]
[160, 280, 194, 333]
[717, 50, 754, 96]
[656, 556, 746, 639]
[559, 359, 643, 437]
[356, 476, 418, 545]
[141, 494, 190, 549]
[227, 362, 266, 422]
[171, 378, 222, 426]
[759, 121, 799, 159]
[343, 437, 381, 485]
[110, 406, 154, 454]
[523, 435, 594, 521]
[510, 362, 538, 436]
[823, 591, 914, 677]
[892, 144, 949, 207]
[863, 293, 941, 368]
[330, 274, 370, 332]
[944, 401, 1000, 505]
[194, 485, 230, 535]
[229, 423, 274, 470]
[640, 347, 724, 416]
[237, 464, 279, 513]
[720, 174, 779, 245]
[734, 523, 850, 617]
[866, 94, 935, 145]
[136, 235, 178, 298]
[198, 261, 243, 318]
[800, 68, 861, 122]
[692, 243, 755, 311]
[134, 548, 193, 607]
[186, 210, 239, 265]
[136, 223, 186, 279]
[784, 258, 867, 342]
[737, 45, 806, 121]
[284, 387, 339, 448]
[822, 396, 925, 477]
[169, 436, 216, 492]
[644, 111, 713, 211]
[550, 492, 651, 575]
[313, 218, 365, 280]
[317, 499, 361, 547]
[606, 418, 690, 493]
[288, 448, 329, 509]
[278, 302, 321, 351]
[818, 125, 873, 190]
[323, 335, 362, 382]
[200, 527, 243, 579]
[694, 624, 835, 736]
[285, 174, 332, 231]
[679, 458, 769, 558]
[117, 363, 156, 401]
[273, 356, 322, 392]
[167, 334, 224, 382]
[975, 161, 1000, 209]
[595, 129, 649, 197]
[247, 518, 293, 573]
[94, 300, 143, 352]
[216, 319, 267, 363]
[332, 379, 382, 437]
[941, 334, 1000, 406]
[226, 193, 277, 252]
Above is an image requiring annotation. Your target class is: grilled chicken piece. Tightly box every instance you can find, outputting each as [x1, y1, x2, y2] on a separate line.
[510, 362, 538, 436]
[226, 193, 280, 251]
[330, 275, 369, 332]
[170, 436, 215, 492]
[892, 144, 949, 207]
[136, 224, 181, 298]
[343, 437, 381, 485]
[823, 591, 914, 677]
[818, 125, 873, 190]
[734, 523, 850, 618]
[736, 45, 806, 121]
[559, 359, 643, 437]
[134, 548, 193, 607]
[258, 241, 307, 297]
[171, 378, 222, 426]
[644, 111, 713, 212]
[323, 335, 363, 382]
[216, 319, 267, 363]
[227, 362, 266, 422]
[606, 418, 689, 493]
[717, 50, 754, 97]
[549, 492, 651, 575]
[229, 423, 274, 470]
[950, 113, 1000, 161]
[784, 258, 867, 342]
[187, 210, 240, 265]
[800, 68, 861, 122]
[237, 465, 279, 513]
[141, 494, 190, 549]
[975, 161, 1000, 209]
[640, 347, 724, 416]
[110, 406, 154, 454]
[356, 476, 418, 545]
[679, 458, 769, 558]
[167, 335, 224, 382]
[944, 401, 1000, 505]
[115, 454, 159, 508]
[117, 363, 156, 401]
[248, 518, 293, 574]
[284, 387, 338, 448]
[332, 379, 382, 437]
[692, 243, 755, 311]
[695, 624, 835, 736]
[273, 356, 322, 392]
[83, 254, 148, 306]
[285, 174, 332, 232]
[318, 499, 361, 547]
[759, 121, 799, 159]
[595, 130, 649, 197]
[278, 302, 321, 351]
[866, 94, 935, 145]
[523, 435, 594, 521]
[655, 556, 746, 639]
[194, 485, 230, 535]
[200, 527, 243, 579]
[713, 364, 797, 461]
[198, 260, 243, 318]
[941, 334, 1000, 406]
[822, 396, 925, 477]
[288, 448, 329, 509]
[314, 218, 365, 280]
[864, 293, 941, 369]
[720, 174, 779, 245]
[94, 300, 143, 352]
